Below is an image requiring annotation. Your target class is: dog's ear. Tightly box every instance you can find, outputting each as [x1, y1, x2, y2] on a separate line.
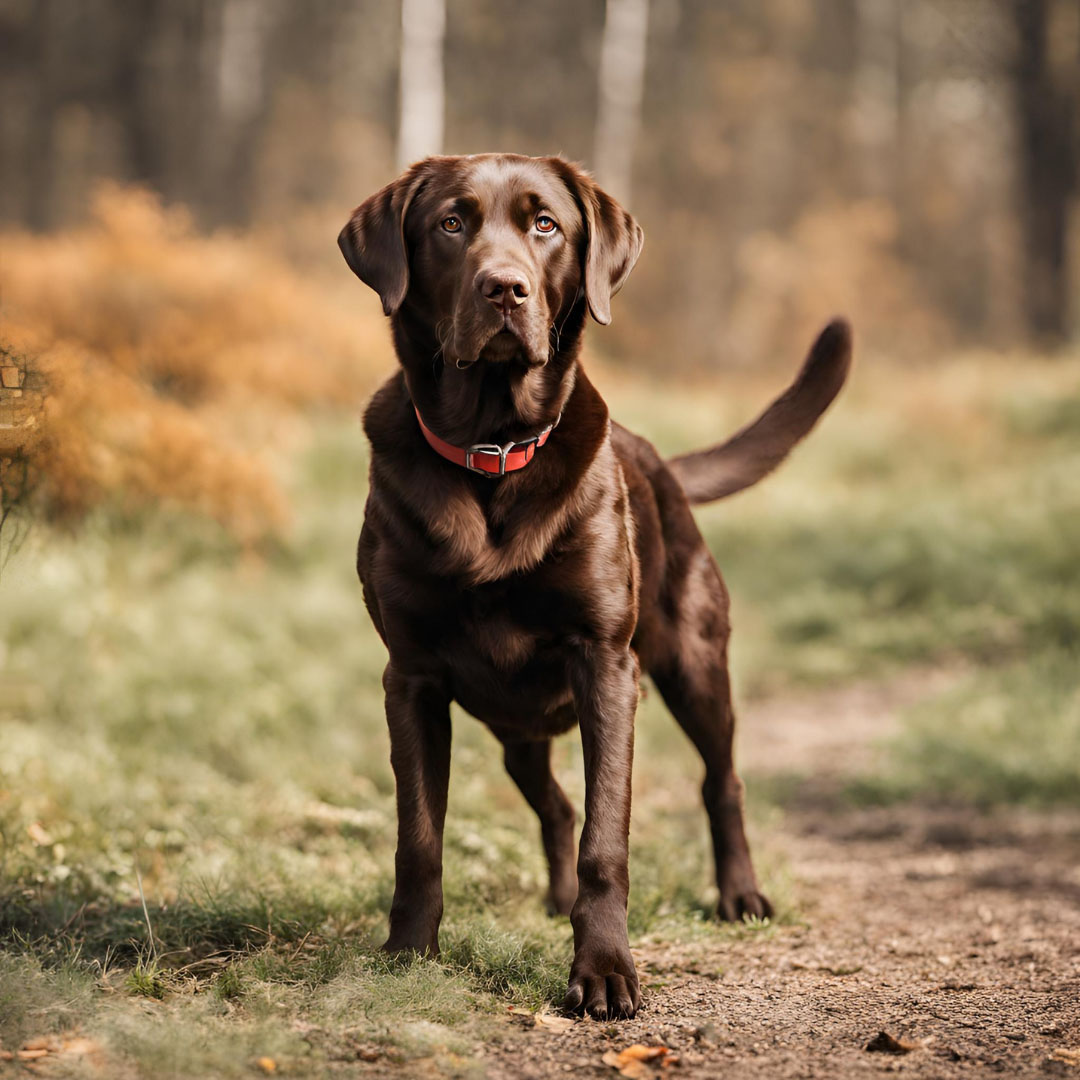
[553, 160, 645, 326]
[338, 166, 426, 316]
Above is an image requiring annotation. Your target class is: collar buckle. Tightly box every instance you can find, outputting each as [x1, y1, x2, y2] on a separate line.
[465, 441, 518, 477]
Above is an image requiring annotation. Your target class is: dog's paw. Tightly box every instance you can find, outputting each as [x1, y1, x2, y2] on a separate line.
[564, 948, 641, 1019]
[717, 890, 773, 923]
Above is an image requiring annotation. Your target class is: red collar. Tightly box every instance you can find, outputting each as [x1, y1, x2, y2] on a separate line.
[414, 406, 559, 477]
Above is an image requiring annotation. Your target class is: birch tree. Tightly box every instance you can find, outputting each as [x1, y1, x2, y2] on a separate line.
[397, 0, 446, 168]
[594, 0, 650, 204]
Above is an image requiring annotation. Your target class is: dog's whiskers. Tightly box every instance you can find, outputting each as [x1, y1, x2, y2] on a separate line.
[549, 321, 561, 358]
[433, 317, 463, 371]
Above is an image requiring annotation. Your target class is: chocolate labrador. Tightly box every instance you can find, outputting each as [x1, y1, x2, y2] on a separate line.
[338, 153, 851, 1019]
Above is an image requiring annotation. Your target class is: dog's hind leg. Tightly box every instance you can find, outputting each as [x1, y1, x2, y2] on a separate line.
[652, 659, 772, 921]
[503, 740, 578, 916]
[649, 551, 772, 922]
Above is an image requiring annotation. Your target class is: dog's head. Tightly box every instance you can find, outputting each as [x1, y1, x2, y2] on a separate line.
[339, 155, 643, 369]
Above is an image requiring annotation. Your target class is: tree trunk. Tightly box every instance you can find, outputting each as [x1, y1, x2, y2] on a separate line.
[26, 0, 61, 230]
[1012, 0, 1077, 345]
[397, 0, 446, 169]
[594, 0, 649, 204]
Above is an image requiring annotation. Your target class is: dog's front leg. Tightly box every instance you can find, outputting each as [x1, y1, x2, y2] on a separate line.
[382, 664, 451, 957]
[565, 645, 641, 1019]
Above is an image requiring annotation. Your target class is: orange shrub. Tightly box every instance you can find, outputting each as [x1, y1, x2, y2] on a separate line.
[0, 186, 385, 541]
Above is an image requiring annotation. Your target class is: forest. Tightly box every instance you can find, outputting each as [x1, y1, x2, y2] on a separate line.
[2, 0, 1077, 364]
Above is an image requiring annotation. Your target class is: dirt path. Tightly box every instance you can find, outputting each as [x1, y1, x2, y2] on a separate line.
[479, 805, 1080, 1079]
[479, 674, 1080, 1079]
[734, 665, 966, 779]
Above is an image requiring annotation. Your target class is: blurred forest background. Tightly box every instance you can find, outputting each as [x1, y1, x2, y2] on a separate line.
[2, 0, 1079, 365]
[1, 3, 1080, 1077]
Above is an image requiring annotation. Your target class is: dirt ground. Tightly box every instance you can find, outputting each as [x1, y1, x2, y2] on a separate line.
[478, 674, 1080, 1079]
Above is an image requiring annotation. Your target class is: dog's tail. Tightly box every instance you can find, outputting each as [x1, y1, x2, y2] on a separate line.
[667, 318, 853, 505]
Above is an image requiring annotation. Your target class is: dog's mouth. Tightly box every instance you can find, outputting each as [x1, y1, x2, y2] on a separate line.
[447, 300, 552, 371]
[480, 328, 522, 360]
[453, 318, 547, 369]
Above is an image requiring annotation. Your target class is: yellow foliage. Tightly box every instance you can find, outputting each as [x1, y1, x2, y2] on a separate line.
[726, 200, 950, 364]
[0, 185, 385, 540]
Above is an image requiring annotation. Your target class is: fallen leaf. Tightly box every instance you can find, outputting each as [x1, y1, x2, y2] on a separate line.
[864, 1030, 919, 1054]
[255, 1056, 277, 1073]
[534, 1012, 574, 1034]
[21, 1038, 56, 1052]
[507, 1006, 533, 1017]
[1050, 1049, 1080, 1067]
[602, 1044, 677, 1077]
[17, 1049, 50, 1060]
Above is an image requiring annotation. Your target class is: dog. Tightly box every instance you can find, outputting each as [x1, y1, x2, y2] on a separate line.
[338, 153, 851, 1020]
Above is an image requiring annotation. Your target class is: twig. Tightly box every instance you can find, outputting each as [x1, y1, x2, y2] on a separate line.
[287, 930, 313, 964]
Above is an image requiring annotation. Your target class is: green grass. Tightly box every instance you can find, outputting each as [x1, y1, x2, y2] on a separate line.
[705, 457, 1080, 690]
[1, 352, 1079, 1073]
[848, 647, 1080, 807]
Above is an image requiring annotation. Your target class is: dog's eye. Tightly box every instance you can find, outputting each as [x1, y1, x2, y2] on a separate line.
[534, 215, 558, 234]
[441, 216, 462, 233]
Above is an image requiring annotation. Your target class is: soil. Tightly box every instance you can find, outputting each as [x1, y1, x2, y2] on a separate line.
[480, 672, 1080, 1079]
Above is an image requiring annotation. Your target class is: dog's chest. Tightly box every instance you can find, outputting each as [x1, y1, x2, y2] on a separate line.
[444, 575, 573, 672]
[463, 607, 538, 671]
[433, 577, 581, 727]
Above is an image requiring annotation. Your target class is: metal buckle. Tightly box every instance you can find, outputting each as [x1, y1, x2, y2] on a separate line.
[464, 417, 557, 477]
[465, 440, 519, 477]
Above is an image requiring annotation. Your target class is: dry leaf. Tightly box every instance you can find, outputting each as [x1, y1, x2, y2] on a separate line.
[21, 1038, 55, 1052]
[256, 1057, 277, 1073]
[507, 1006, 533, 1017]
[1050, 1048, 1080, 1067]
[864, 1030, 918, 1054]
[602, 1044, 677, 1077]
[534, 1012, 574, 1034]
[13, 1033, 104, 1065]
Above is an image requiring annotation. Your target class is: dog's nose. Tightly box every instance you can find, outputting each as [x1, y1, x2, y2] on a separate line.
[479, 270, 530, 313]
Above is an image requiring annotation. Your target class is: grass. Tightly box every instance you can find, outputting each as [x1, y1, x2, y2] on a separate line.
[1, 346, 1079, 1074]
[848, 647, 1080, 807]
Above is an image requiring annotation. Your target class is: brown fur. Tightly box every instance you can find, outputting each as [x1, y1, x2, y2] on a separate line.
[339, 153, 852, 1020]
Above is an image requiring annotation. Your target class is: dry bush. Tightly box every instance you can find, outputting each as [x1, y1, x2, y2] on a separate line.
[0, 186, 384, 542]
[725, 200, 951, 365]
